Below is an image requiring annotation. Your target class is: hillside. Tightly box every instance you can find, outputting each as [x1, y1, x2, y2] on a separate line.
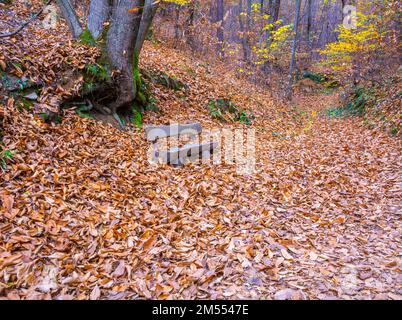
[0, 0, 401, 300]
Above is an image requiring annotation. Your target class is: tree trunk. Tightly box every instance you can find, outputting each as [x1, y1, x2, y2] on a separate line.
[56, 0, 82, 38]
[135, 0, 159, 53]
[185, 0, 197, 51]
[57, 0, 159, 121]
[87, 0, 110, 40]
[238, 0, 250, 62]
[106, 0, 143, 115]
[269, 0, 280, 25]
[287, 0, 302, 99]
[306, 0, 313, 44]
[174, 4, 181, 45]
[216, 0, 225, 57]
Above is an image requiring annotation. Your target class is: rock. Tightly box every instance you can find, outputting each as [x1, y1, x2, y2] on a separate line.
[274, 288, 306, 300]
[24, 92, 38, 101]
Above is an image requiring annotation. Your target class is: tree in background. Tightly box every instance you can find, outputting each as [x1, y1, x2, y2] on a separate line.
[320, 0, 400, 85]
[287, 0, 302, 99]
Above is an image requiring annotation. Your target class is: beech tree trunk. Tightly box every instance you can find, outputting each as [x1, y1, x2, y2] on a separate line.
[185, 0, 197, 51]
[87, 0, 110, 40]
[269, 0, 280, 24]
[306, 0, 313, 44]
[287, 0, 302, 99]
[238, 0, 250, 62]
[216, 0, 225, 57]
[56, 0, 82, 38]
[56, 0, 159, 117]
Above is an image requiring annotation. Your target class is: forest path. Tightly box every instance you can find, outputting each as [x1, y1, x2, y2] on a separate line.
[1, 5, 401, 297]
[250, 91, 402, 299]
[1, 86, 401, 300]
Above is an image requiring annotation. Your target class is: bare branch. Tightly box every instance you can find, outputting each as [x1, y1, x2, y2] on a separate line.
[0, 0, 53, 38]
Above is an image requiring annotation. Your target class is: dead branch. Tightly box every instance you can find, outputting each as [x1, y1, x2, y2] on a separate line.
[0, 0, 53, 38]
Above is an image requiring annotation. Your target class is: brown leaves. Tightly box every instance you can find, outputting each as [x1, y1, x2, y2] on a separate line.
[1, 192, 14, 214]
[90, 286, 101, 300]
[0, 59, 6, 71]
[0, 2, 401, 300]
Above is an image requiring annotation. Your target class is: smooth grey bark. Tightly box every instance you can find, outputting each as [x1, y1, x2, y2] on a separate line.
[287, 0, 302, 99]
[135, 0, 159, 53]
[87, 0, 110, 40]
[185, 0, 197, 51]
[106, 0, 143, 113]
[216, 0, 225, 57]
[269, 0, 281, 24]
[238, 0, 250, 62]
[56, 0, 159, 118]
[306, 0, 313, 44]
[56, 0, 82, 38]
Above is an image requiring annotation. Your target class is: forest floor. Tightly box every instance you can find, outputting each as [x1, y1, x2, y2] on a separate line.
[0, 1, 401, 300]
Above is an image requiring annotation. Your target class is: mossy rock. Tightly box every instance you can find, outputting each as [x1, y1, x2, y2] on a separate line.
[143, 71, 188, 91]
[207, 98, 253, 125]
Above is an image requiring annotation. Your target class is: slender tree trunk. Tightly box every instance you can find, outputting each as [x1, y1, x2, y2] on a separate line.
[185, 0, 197, 51]
[135, 0, 159, 53]
[174, 4, 181, 45]
[270, 0, 280, 24]
[287, 0, 302, 99]
[87, 0, 110, 40]
[216, 0, 225, 57]
[238, 0, 251, 62]
[56, 0, 82, 38]
[306, 0, 313, 45]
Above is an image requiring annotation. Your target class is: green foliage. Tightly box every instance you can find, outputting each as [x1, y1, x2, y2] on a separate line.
[0, 148, 13, 172]
[326, 87, 373, 118]
[302, 71, 326, 84]
[207, 99, 253, 125]
[75, 104, 94, 119]
[208, 103, 224, 120]
[18, 97, 34, 111]
[85, 63, 109, 82]
[299, 71, 340, 89]
[238, 111, 252, 125]
[155, 72, 186, 91]
[39, 112, 62, 124]
[145, 96, 159, 112]
[82, 81, 96, 95]
[80, 28, 96, 47]
[130, 104, 143, 129]
[1, 74, 31, 91]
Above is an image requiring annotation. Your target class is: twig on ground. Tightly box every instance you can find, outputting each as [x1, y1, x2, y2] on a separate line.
[0, 0, 53, 38]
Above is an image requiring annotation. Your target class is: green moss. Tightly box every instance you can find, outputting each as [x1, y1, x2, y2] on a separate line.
[207, 99, 253, 125]
[131, 103, 143, 129]
[85, 63, 109, 82]
[82, 81, 96, 95]
[80, 28, 96, 47]
[18, 98, 34, 111]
